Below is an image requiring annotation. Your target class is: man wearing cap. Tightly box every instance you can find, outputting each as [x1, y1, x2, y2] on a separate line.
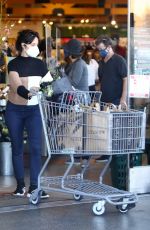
[63, 39, 88, 91]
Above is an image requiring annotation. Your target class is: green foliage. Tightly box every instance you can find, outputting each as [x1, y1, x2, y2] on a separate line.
[0, 112, 10, 142]
[40, 66, 61, 97]
[51, 26, 127, 38]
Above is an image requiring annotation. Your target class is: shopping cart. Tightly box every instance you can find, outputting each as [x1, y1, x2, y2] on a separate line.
[29, 91, 146, 215]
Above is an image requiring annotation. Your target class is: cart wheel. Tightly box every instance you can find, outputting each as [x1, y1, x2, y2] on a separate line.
[92, 202, 105, 216]
[30, 196, 39, 205]
[117, 202, 136, 214]
[73, 194, 83, 201]
[117, 204, 129, 213]
[29, 191, 41, 205]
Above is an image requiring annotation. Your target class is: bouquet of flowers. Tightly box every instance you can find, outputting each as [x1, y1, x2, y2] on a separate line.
[40, 66, 61, 97]
[40, 65, 73, 99]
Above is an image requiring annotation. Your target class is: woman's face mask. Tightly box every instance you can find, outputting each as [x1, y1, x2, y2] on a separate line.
[26, 45, 40, 58]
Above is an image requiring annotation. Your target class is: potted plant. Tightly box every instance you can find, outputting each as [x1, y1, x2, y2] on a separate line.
[0, 110, 14, 176]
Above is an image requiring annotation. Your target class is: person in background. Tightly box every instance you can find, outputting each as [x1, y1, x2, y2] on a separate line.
[63, 39, 88, 165]
[81, 48, 99, 165]
[95, 35, 127, 162]
[0, 53, 6, 83]
[5, 29, 50, 198]
[82, 49, 99, 92]
[63, 39, 88, 91]
[2, 40, 12, 57]
[111, 34, 127, 60]
[92, 48, 101, 63]
[39, 38, 57, 70]
[85, 42, 93, 50]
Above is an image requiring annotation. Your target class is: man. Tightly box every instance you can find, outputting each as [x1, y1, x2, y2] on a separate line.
[96, 35, 127, 106]
[95, 35, 127, 162]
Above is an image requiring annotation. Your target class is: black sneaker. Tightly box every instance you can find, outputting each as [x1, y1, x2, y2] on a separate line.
[13, 185, 26, 196]
[40, 190, 49, 199]
[27, 185, 49, 199]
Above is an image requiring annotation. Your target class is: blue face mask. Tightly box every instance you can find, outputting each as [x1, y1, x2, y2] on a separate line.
[99, 49, 108, 58]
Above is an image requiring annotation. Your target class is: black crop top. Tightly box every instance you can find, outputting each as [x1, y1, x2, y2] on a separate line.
[8, 56, 48, 77]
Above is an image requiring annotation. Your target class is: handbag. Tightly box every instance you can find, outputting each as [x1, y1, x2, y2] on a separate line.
[52, 75, 73, 95]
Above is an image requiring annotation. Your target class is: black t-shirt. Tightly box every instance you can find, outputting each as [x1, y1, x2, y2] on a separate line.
[98, 54, 127, 103]
[8, 56, 47, 77]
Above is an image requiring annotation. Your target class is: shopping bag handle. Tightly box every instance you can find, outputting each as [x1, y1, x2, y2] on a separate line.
[118, 102, 128, 111]
[104, 102, 128, 112]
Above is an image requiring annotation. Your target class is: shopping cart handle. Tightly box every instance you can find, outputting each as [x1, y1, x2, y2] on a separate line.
[103, 103, 128, 112]
[118, 102, 128, 111]
[29, 87, 40, 96]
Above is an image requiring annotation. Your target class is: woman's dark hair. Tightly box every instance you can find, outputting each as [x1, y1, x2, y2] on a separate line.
[82, 49, 93, 64]
[15, 29, 40, 54]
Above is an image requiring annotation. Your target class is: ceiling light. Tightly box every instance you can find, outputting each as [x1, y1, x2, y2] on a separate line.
[111, 19, 116, 25]
[115, 24, 118, 29]
[49, 21, 53, 25]
[84, 34, 89, 38]
[10, 24, 14, 27]
[42, 20, 46, 24]
[18, 20, 22, 24]
[68, 26, 72, 30]
[102, 26, 106, 30]
[2, 37, 7, 41]
[80, 19, 84, 23]
[85, 19, 89, 23]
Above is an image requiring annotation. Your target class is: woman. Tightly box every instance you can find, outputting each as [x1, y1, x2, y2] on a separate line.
[5, 29, 50, 198]
[63, 39, 88, 165]
[82, 49, 99, 91]
[63, 39, 88, 91]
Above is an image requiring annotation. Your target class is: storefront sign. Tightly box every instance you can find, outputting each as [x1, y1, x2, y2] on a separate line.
[129, 74, 150, 98]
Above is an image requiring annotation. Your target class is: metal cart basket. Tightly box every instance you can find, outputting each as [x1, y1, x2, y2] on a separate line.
[30, 91, 146, 215]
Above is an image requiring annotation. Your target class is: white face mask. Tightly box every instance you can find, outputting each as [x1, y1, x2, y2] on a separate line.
[26, 46, 40, 57]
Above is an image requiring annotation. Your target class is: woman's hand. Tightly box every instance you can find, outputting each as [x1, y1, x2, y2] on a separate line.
[29, 86, 40, 96]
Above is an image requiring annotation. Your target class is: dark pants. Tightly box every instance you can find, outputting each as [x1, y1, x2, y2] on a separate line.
[5, 101, 42, 186]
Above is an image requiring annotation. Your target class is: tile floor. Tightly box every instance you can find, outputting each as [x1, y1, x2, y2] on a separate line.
[0, 155, 149, 230]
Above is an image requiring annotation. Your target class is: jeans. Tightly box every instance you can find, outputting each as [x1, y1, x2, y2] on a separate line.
[5, 101, 42, 186]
